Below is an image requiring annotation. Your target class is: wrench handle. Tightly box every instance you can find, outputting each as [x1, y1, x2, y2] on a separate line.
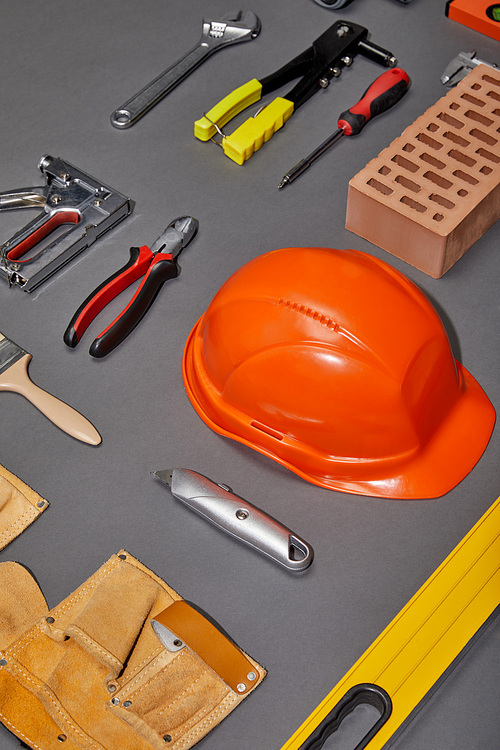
[111, 43, 214, 129]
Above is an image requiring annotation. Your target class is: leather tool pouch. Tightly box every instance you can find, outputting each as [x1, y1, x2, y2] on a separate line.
[0, 464, 48, 550]
[0, 551, 266, 750]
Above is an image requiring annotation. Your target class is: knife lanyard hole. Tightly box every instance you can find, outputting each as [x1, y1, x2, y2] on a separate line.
[289, 536, 309, 562]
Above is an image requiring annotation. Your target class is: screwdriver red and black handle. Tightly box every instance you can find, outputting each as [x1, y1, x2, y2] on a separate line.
[63, 216, 198, 358]
[278, 67, 410, 188]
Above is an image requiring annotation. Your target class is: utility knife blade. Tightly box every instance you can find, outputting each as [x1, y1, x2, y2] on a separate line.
[153, 468, 314, 572]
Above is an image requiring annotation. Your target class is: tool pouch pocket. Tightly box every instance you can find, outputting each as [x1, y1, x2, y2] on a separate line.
[0, 464, 48, 550]
[0, 551, 266, 750]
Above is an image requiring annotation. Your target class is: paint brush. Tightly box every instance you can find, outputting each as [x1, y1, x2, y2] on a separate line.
[0, 331, 101, 445]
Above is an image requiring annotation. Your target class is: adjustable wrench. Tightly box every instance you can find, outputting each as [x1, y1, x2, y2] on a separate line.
[110, 10, 261, 129]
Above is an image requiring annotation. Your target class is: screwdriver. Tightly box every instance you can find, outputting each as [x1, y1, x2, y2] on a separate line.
[278, 67, 410, 189]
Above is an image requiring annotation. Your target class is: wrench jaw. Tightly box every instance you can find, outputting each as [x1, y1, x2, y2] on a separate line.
[207, 10, 262, 44]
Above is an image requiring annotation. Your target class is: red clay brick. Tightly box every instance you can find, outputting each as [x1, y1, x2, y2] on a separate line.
[345, 65, 500, 278]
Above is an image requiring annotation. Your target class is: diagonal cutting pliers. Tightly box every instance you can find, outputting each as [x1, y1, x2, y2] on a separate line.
[63, 216, 198, 358]
[194, 20, 397, 165]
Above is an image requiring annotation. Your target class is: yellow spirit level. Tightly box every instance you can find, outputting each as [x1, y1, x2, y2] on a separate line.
[281, 496, 500, 749]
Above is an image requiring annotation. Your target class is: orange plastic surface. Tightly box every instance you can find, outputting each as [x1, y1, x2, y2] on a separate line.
[447, 0, 500, 41]
[182, 247, 495, 499]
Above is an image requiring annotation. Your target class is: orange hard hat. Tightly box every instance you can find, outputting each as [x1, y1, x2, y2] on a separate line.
[183, 247, 495, 499]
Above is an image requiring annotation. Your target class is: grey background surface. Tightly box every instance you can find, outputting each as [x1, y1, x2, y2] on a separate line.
[0, 1, 499, 749]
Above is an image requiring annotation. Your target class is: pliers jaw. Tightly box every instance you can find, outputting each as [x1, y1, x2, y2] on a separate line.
[0, 155, 132, 292]
[194, 20, 398, 165]
[150, 216, 199, 262]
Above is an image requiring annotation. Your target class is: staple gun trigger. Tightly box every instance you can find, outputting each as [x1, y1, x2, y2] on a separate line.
[0, 155, 132, 292]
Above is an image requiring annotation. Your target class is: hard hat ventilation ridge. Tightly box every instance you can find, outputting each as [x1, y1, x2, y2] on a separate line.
[278, 298, 340, 331]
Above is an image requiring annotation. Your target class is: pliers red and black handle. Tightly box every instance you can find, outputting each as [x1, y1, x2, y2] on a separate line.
[63, 216, 198, 358]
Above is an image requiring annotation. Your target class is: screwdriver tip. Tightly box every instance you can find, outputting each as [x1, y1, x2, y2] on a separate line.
[278, 176, 289, 190]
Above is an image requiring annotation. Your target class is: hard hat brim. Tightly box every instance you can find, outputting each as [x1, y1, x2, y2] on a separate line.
[183, 320, 495, 500]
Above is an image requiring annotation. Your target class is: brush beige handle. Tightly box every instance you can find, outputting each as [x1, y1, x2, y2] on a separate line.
[0, 354, 101, 445]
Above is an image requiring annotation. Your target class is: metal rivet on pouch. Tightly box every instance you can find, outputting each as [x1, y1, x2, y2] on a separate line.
[163, 736, 172, 743]
[123, 700, 132, 708]
[57, 735, 67, 743]
[111, 697, 120, 706]
[37, 501, 45, 508]
[236, 683, 247, 693]
[173, 639, 183, 647]
[0, 659, 7, 667]
[46, 617, 55, 624]
[118, 554, 127, 560]
[107, 683, 117, 693]
[247, 672, 257, 681]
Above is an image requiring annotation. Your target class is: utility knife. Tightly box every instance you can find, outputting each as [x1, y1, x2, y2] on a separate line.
[153, 468, 314, 571]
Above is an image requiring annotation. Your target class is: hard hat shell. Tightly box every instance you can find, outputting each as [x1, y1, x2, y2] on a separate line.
[183, 247, 495, 499]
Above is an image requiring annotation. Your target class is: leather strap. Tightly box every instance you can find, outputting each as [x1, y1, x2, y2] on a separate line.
[152, 600, 259, 694]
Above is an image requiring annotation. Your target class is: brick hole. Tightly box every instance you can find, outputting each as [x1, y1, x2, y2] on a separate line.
[391, 154, 419, 172]
[367, 178, 393, 196]
[395, 175, 421, 193]
[429, 193, 455, 209]
[378, 165, 391, 175]
[433, 213, 444, 222]
[420, 152, 446, 169]
[448, 149, 476, 167]
[470, 128, 497, 146]
[476, 147, 500, 163]
[480, 165, 493, 175]
[482, 74, 500, 86]
[461, 93, 486, 107]
[493, 108, 500, 118]
[400, 196, 427, 213]
[457, 189, 468, 197]
[443, 131, 470, 147]
[423, 171, 453, 189]
[449, 102, 460, 110]
[437, 112, 464, 129]
[416, 133, 442, 150]
[402, 143, 416, 152]
[465, 109, 494, 127]
[427, 123, 439, 132]
[471, 83, 482, 90]
[453, 169, 478, 185]
[487, 90, 500, 103]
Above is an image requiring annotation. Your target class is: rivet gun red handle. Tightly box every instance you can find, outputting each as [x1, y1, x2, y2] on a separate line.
[337, 67, 410, 136]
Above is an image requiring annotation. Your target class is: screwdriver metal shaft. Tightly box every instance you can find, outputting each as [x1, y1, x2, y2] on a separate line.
[278, 129, 344, 189]
[278, 67, 410, 189]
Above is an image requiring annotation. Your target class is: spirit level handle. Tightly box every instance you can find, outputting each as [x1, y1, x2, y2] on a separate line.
[297, 683, 392, 750]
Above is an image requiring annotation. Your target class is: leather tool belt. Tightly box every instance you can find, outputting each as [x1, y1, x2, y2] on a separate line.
[0, 551, 266, 749]
[0, 463, 48, 550]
